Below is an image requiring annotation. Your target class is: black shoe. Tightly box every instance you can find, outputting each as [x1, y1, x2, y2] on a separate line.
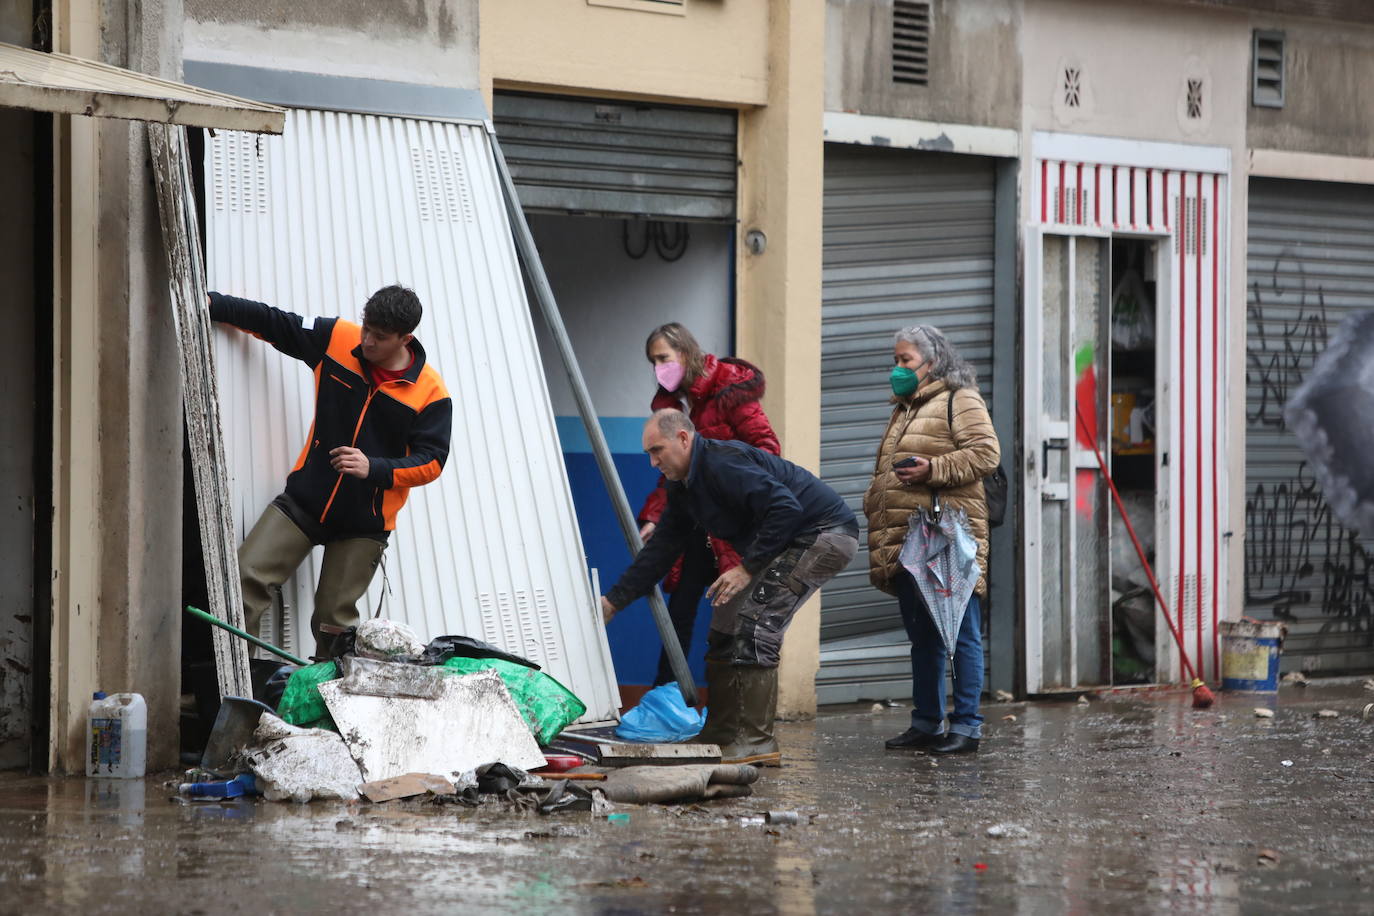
[929, 734, 980, 755]
[885, 727, 944, 750]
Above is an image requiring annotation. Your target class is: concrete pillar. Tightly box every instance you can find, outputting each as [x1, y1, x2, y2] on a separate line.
[50, 0, 185, 772]
[736, 0, 825, 719]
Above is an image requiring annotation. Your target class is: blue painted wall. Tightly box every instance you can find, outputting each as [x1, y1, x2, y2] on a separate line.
[558, 417, 713, 687]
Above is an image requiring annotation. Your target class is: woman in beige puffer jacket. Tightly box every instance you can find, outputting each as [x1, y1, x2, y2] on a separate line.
[863, 325, 1000, 756]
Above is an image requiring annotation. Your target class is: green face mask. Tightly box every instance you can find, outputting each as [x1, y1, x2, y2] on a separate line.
[890, 365, 920, 397]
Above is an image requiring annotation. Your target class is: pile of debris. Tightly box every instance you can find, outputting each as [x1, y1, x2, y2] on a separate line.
[178, 618, 759, 812]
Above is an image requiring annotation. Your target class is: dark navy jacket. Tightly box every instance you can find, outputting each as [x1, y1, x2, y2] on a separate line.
[606, 437, 856, 610]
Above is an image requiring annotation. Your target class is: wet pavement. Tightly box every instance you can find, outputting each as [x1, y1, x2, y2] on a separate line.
[2, 680, 1371, 914]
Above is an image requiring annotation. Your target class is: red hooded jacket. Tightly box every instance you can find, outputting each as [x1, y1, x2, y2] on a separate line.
[637, 355, 780, 590]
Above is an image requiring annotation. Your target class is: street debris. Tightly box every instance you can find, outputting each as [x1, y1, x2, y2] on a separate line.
[1001, 714, 1017, 722]
[993, 690, 1014, 703]
[359, 773, 457, 803]
[1363, 703, 1374, 721]
[320, 668, 545, 780]
[870, 703, 885, 714]
[1281, 671, 1309, 686]
[1363, 679, 1374, 692]
[1253, 708, 1275, 719]
[1077, 695, 1091, 706]
[765, 810, 801, 825]
[1257, 848, 1282, 867]
[600, 764, 759, 804]
[986, 823, 1029, 839]
[1314, 709, 1340, 719]
[1281, 760, 1294, 767]
[244, 713, 363, 803]
[174, 617, 772, 816]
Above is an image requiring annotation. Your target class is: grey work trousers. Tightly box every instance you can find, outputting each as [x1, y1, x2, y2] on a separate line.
[707, 526, 859, 668]
[238, 503, 386, 657]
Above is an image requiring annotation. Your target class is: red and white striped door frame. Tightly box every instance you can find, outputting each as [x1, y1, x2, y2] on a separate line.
[1029, 133, 1232, 685]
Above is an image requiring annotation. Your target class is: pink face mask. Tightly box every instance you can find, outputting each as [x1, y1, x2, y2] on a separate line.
[655, 361, 686, 392]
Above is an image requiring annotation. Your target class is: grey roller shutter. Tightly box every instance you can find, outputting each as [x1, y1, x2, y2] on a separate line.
[1245, 178, 1374, 674]
[493, 91, 737, 223]
[819, 145, 997, 704]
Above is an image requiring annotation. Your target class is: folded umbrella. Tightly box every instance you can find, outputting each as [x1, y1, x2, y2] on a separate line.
[898, 501, 981, 660]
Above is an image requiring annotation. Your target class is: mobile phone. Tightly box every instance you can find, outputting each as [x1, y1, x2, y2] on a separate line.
[893, 456, 918, 469]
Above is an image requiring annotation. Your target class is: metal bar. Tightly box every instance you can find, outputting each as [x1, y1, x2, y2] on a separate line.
[184, 605, 309, 667]
[486, 125, 699, 707]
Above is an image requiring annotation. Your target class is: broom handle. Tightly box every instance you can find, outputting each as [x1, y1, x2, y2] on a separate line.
[1073, 406, 1199, 682]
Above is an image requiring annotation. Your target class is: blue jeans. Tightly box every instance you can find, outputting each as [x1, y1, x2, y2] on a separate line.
[896, 571, 984, 739]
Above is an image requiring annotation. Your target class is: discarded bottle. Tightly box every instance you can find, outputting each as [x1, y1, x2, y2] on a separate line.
[179, 773, 260, 799]
[86, 692, 147, 779]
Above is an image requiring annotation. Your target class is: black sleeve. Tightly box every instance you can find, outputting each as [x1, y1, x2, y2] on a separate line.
[605, 494, 694, 611]
[367, 398, 452, 489]
[730, 455, 805, 574]
[208, 292, 333, 367]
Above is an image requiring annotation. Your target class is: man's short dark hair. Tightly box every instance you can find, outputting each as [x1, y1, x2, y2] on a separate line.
[650, 409, 695, 438]
[362, 285, 423, 335]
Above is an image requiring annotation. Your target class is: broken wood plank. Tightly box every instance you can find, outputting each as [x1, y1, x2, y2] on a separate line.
[593, 743, 722, 768]
[147, 123, 251, 699]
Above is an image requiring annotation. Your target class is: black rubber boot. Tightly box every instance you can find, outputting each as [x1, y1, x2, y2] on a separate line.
[718, 665, 781, 767]
[885, 727, 945, 750]
[686, 657, 738, 748]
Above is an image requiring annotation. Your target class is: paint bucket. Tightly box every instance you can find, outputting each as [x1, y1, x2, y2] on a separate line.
[1220, 619, 1285, 691]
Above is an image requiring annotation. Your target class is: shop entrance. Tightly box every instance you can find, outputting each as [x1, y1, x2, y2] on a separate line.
[1025, 229, 1173, 692]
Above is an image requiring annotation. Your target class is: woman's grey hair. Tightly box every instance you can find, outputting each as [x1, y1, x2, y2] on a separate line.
[894, 325, 979, 391]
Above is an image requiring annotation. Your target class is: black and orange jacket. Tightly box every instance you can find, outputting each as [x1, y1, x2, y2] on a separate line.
[209, 293, 452, 536]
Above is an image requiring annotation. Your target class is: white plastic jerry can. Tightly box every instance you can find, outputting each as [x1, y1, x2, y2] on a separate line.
[86, 692, 147, 778]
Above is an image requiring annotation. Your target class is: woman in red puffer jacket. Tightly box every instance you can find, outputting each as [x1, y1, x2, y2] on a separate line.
[637, 322, 780, 686]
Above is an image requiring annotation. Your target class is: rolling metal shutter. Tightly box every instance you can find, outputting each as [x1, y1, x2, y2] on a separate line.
[819, 145, 997, 704]
[492, 91, 737, 223]
[1245, 178, 1374, 674]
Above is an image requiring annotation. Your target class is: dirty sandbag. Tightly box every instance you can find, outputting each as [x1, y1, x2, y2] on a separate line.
[276, 661, 340, 731]
[614, 682, 706, 743]
[600, 764, 758, 805]
[418, 635, 540, 670]
[354, 618, 426, 661]
[440, 657, 585, 744]
[244, 712, 362, 803]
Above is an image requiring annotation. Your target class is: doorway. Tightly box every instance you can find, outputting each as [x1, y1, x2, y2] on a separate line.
[1026, 229, 1172, 693]
[1108, 238, 1160, 685]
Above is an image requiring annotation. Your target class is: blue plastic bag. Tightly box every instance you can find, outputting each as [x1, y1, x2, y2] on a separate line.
[614, 683, 707, 742]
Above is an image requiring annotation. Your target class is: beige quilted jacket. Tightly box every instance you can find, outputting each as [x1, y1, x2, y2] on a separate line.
[862, 379, 1001, 597]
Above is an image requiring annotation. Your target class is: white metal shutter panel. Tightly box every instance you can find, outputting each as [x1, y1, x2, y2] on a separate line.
[818, 145, 997, 702]
[1246, 178, 1374, 674]
[492, 91, 737, 223]
[205, 110, 620, 722]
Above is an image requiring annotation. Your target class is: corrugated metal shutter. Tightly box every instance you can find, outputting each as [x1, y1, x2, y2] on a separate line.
[1246, 178, 1374, 674]
[819, 145, 997, 703]
[492, 91, 737, 223]
[204, 110, 621, 722]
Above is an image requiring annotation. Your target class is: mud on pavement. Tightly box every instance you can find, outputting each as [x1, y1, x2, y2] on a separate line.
[1, 681, 1371, 914]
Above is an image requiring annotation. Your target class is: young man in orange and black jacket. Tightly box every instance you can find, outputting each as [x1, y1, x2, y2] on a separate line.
[208, 284, 452, 656]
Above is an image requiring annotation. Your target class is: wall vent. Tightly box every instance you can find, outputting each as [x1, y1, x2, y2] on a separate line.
[892, 1, 931, 86]
[1063, 67, 1082, 108]
[1252, 30, 1285, 108]
[1186, 79, 1204, 119]
[410, 146, 475, 224]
